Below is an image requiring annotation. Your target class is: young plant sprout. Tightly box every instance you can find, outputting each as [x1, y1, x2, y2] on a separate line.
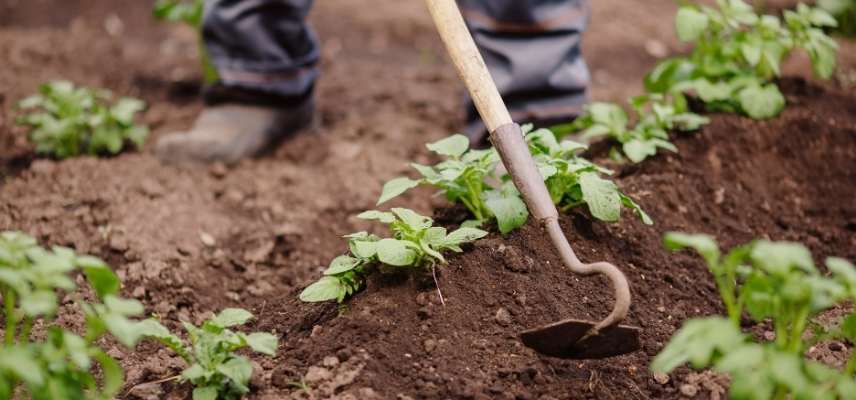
[300, 208, 488, 303]
[0, 231, 153, 399]
[379, 130, 652, 233]
[16, 81, 149, 159]
[646, 0, 838, 119]
[138, 308, 278, 400]
[154, 0, 219, 83]
[653, 233, 856, 399]
[525, 126, 652, 224]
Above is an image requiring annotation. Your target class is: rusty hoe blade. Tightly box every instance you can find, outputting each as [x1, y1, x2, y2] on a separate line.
[425, 0, 641, 360]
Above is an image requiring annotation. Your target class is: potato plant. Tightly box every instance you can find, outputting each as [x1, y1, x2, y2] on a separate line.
[818, 0, 856, 36]
[0, 231, 153, 399]
[154, 0, 219, 84]
[647, 0, 838, 119]
[300, 208, 488, 303]
[525, 126, 652, 224]
[16, 81, 149, 159]
[653, 233, 856, 399]
[551, 95, 709, 163]
[379, 132, 650, 234]
[137, 309, 278, 400]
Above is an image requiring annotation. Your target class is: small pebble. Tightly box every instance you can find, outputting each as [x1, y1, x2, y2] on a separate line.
[322, 356, 340, 367]
[653, 372, 670, 385]
[424, 339, 437, 353]
[495, 307, 512, 326]
[199, 232, 216, 247]
[680, 384, 699, 397]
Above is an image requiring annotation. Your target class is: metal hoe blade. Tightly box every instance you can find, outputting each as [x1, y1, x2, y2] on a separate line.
[521, 320, 641, 359]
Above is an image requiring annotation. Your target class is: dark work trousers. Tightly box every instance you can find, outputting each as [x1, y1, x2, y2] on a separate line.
[202, 0, 590, 133]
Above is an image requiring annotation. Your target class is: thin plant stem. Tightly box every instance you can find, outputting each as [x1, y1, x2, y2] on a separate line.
[5, 290, 16, 345]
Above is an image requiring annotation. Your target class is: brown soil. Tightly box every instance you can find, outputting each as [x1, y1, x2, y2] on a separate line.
[1, 1, 855, 399]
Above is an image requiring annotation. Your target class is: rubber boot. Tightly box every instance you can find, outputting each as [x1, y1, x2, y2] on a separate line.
[155, 99, 314, 165]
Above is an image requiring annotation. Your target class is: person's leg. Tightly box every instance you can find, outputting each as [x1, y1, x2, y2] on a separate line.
[156, 0, 319, 165]
[458, 0, 590, 142]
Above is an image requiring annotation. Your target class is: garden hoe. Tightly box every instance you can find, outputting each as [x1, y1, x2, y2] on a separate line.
[425, 0, 641, 359]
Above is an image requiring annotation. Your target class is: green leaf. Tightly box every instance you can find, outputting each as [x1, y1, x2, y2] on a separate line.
[350, 240, 378, 259]
[676, 7, 710, 41]
[840, 313, 856, 342]
[104, 295, 144, 316]
[622, 139, 657, 163]
[324, 255, 360, 275]
[217, 357, 253, 393]
[664, 232, 720, 267]
[391, 208, 433, 231]
[375, 239, 418, 267]
[78, 256, 120, 299]
[444, 227, 488, 246]
[192, 386, 219, 400]
[136, 319, 189, 359]
[20, 290, 57, 316]
[651, 317, 744, 373]
[750, 240, 815, 275]
[92, 349, 124, 398]
[299, 276, 345, 302]
[183, 363, 206, 381]
[483, 188, 529, 234]
[619, 193, 653, 225]
[63, 331, 91, 369]
[245, 332, 278, 356]
[0, 347, 43, 386]
[211, 308, 253, 328]
[357, 210, 396, 224]
[426, 134, 470, 158]
[579, 173, 621, 222]
[738, 84, 785, 119]
[827, 257, 856, 291]
[103, 313, 144, 347]
[377, 177, 420, 205]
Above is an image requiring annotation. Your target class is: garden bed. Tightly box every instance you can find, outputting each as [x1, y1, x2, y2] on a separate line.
[1, 0, 855, 399]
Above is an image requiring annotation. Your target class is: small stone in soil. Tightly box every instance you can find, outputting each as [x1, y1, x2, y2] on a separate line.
[424, 338, 437, 353]
[653, 372, 670, 385]
[680, 384, 699, 397]
[199, 232, 216, 247]
[322, 355, 340, 367]
[495, 307, 512, 326]
[304, 366, 332, 383]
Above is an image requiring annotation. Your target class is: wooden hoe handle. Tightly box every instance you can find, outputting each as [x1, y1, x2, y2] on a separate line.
[425, 0, 631, 333]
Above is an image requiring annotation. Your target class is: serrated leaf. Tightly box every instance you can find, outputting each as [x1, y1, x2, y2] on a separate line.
[211, 308, 253, 328]
[426, 134, 469, 157]
[377, 177, 420, 205]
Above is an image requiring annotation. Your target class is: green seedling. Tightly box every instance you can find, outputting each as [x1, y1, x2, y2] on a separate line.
[300, 208, 488, 303]
[138, 308, 278, 400]
[154, 0, 219, 84]
[818, 0, 856, 36]
[378, 134, 528, 234]
[653, 233, 856, 399]
[525, 126, 653, 224]
[16, 81, 149, 159]
[552, 94, 709, 163]
[0, 231, 153, 399]
[647, 0, 838, 119]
